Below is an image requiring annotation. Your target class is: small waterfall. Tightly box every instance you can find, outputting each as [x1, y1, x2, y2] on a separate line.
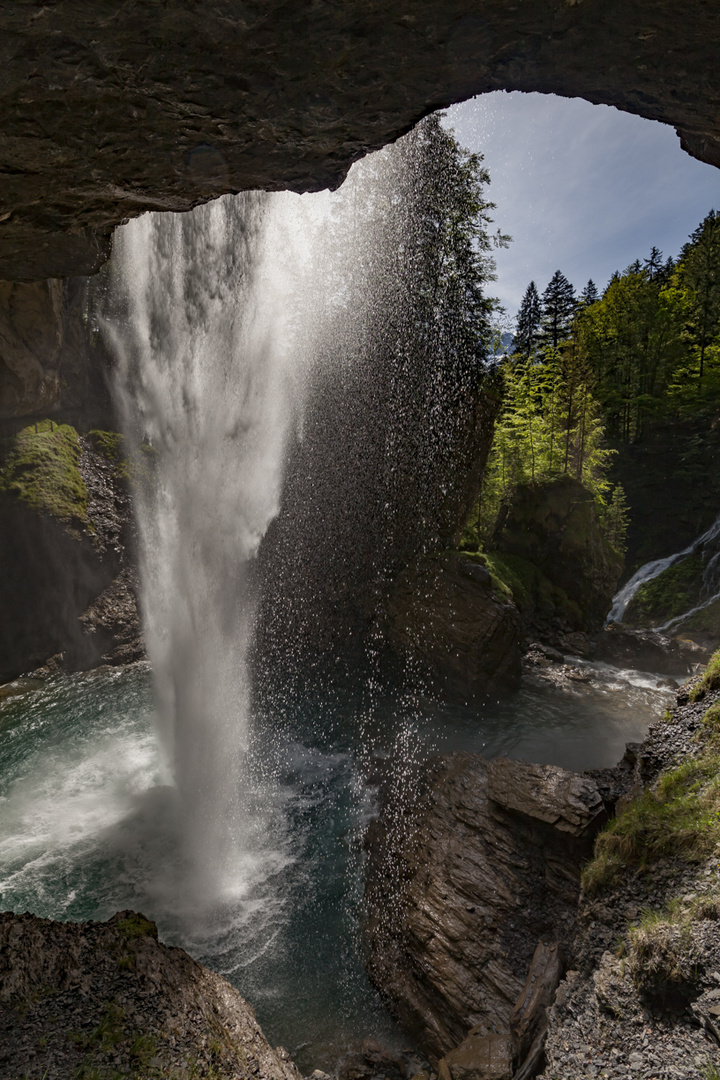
[608, 511, 720, 627]
[106, 193, 307, 905]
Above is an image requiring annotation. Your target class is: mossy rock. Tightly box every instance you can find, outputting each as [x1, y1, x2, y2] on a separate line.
[489, 475, 621, 630]
[624, 554, 705, 629]
[0, 419, 87, 523]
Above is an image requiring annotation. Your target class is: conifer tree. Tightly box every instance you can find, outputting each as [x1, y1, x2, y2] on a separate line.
[579, 279, 599, 308]
[541, 270, 576, 351]
[514, 281, 541, 360]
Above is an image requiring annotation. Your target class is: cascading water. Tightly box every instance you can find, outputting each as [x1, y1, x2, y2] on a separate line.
[107, 192, 308, 909]
[608, 511, 720, 629]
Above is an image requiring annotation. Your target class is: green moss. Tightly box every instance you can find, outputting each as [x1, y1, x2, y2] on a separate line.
[455, 551, 517, 603]
[0, 419, 87, 523]
[491, 550, 583, 625]
[582, 753, 720, 893]
[87, 429, 125, 464]
[624, 554, 704, 628]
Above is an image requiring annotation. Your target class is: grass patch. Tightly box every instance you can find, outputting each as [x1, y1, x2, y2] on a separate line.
[582, 755, 720, 893]
[624, 554, 704, 628]
[0, 419, 87, 523]
[691, 646, 720, 702]
[626, 895, 720, 1002]
[699, 702, 720, 748]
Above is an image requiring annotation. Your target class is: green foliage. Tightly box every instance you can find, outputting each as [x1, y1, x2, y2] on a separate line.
[624, 554, 704, 628]
[582, 753, 720, 893]
[0, 419, 87, 523]
[601, 483, 630, 557]
[540, 269, 576, 351]
[475, 348, 615, 545]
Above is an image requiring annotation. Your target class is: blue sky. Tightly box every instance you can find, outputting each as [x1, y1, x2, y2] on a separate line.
[444, 92, 720, 320]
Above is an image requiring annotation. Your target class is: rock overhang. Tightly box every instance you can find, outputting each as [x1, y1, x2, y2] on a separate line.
[1, 0, 720, 280]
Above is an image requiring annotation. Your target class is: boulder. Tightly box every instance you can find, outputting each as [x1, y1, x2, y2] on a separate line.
[440, 1033, 513, 1080]
[490, 476, 622, 632]
[486, 759, 605, 836]
[0, 910, 302, 1080]
[385, 555, 522, 701]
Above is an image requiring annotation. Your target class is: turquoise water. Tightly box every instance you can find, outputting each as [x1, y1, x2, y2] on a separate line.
[0, 659, 672, 1071]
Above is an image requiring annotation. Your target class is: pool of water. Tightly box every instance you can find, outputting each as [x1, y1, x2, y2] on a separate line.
[0, 658, 674, 1071]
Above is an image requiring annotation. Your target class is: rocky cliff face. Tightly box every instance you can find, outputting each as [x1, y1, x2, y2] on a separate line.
[0, 909, 302, 1080]
[1, 3, 720, 280]
[0, 276, 113, 421]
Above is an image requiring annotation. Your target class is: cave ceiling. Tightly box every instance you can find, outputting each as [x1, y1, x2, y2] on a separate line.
[1, 0, 719, 281]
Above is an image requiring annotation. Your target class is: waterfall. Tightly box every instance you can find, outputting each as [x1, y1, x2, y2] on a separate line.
[101, 116, 497, 919]
[107, 193, 308, 904]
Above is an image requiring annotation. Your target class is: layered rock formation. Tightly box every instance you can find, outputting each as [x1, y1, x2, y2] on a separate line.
[0, 909, 302, 1080]
[2, 3, 720, 280]
[364, 753, 607, 1075]
[0, 276, 112, 421]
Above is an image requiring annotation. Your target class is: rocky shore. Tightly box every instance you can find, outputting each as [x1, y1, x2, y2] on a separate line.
[364, 657, 720, 1080]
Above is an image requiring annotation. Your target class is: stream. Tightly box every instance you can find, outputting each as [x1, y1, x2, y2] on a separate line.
[0, 657, 674, 1073]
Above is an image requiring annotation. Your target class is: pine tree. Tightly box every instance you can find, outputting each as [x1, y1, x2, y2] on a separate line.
[541, 270, 576, 351]
[643, 246, 665, 281]
[579, 279, 599, 308]
[604, 484, 630, 556]
[514, 281, 541, 360]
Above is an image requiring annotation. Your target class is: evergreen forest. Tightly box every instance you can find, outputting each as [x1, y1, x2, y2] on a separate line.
[463, 210, 720, 574]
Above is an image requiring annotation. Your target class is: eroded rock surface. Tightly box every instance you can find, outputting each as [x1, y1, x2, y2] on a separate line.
[0, 910, 302, 1080]
[0, 428, 142, 683]
[364, 753, 601, 1067]
[2, 3, 720, 279]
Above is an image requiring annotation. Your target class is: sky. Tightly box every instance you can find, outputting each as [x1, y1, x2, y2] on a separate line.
[444, 92, 720, 320]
